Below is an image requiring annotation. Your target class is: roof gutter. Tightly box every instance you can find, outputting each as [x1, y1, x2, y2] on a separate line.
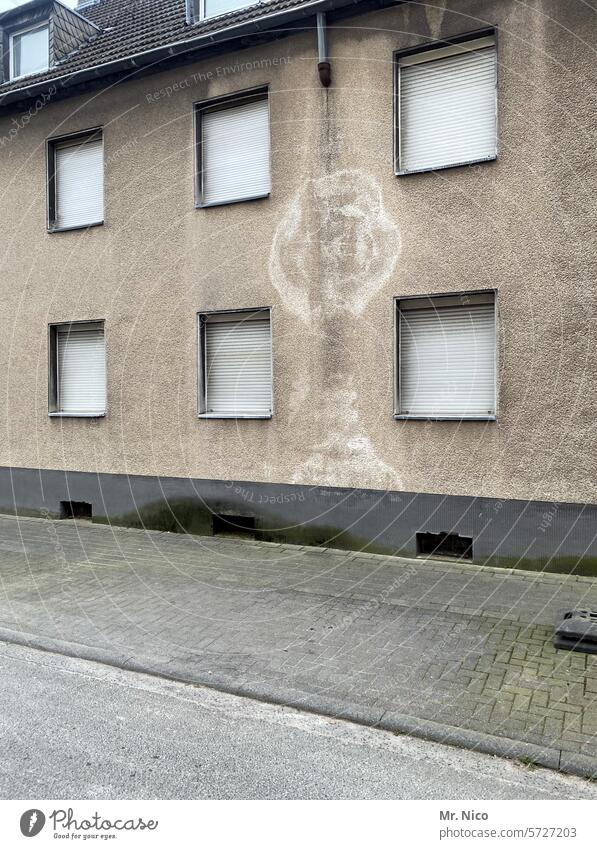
[0, 0, 380, 110]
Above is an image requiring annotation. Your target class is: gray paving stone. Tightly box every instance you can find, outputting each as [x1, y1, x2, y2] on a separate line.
[0, 514, 595, 774]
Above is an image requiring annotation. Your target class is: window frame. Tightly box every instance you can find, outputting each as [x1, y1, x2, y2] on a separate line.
[394, 28, 498, 177]
[46, 127, 105, 233]
[393, 289, 498, 422]
[198, 0, 257, 22]
[197, 306, 274, 419]
[194, 86, 271, 209]
[9, 21, 50, 81]
[48, 319, 107, 418]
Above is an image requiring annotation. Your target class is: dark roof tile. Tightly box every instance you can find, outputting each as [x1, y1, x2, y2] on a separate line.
[0, 0, 308, 96]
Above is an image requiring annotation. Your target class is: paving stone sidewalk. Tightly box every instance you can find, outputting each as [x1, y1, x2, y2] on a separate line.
[0, 514, 596, 777]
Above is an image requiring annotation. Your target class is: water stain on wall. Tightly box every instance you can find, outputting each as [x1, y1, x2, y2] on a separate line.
[291, 378, 402, 490]
[270, 169, 400, 323]
[424, 0, 448, 40]
[271, 169, 401, 487]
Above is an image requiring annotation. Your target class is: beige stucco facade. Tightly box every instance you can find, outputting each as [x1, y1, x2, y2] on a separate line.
[0, 0, 595, 506]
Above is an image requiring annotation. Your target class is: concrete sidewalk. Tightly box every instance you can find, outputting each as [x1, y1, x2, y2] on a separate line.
[0, 514, 596, 779]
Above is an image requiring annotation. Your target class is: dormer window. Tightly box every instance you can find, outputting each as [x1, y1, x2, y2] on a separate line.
[10, 23, 49, 80]
[186, 0, 255, 22]
[202, 0, 253, 18]
[0, 1, 98, 86]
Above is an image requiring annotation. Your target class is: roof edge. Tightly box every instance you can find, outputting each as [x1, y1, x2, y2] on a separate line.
[0, 0, 48, 25]
[0, 0, 378, 110]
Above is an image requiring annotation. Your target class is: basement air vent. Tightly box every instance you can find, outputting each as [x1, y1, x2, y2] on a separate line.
[554, 610, 597, 655]
[417, 531, 473, 561]
[212, 514, 256, 539]
[60, 501, 92, 520]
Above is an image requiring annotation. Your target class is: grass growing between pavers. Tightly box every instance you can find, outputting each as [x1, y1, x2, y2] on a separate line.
[517, 757, 539, 770]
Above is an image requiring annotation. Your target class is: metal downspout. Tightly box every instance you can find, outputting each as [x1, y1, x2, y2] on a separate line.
[317, 12, 331, 87]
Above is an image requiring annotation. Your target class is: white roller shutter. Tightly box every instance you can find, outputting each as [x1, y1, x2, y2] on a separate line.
[55, 136, 104, 229]
[201, 98, 270, 205]
[204, 312, 272, 416]
[399, 301, 495, 417]
[57, 325, 106, 415]
[398, 40, 497, 173]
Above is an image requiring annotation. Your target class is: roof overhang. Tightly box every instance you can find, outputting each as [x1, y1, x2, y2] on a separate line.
[0, 0, 47, 25]
[0, 0, 403, 114]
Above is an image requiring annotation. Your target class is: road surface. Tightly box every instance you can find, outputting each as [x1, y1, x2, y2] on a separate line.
[0, 641, 594, 800]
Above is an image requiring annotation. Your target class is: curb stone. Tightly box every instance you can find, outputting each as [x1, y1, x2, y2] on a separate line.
[559, 753, 597, 781]
[0, 624, 594, 782]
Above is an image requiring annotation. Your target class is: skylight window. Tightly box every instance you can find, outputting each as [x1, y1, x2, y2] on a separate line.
[10, 23, 49, 80]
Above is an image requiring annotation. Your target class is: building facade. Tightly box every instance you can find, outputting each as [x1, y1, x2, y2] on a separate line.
[0, 0, 595, 573]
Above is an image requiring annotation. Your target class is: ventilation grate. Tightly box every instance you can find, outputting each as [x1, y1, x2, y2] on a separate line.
[417, 531, 473, 561]
[60, 501, 92, 520]
[212, 514, 256, 539]
[554, 610, 597, 655]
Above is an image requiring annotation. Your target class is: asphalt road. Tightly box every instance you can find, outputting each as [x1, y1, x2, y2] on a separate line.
[0, 641, 595, 800]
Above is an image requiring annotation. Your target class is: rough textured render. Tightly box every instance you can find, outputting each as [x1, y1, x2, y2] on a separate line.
[0, 0, 594, 507]
[271, 170, 401, 321]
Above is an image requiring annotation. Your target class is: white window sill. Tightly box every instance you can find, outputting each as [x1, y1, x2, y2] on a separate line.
[395, 414, 496, 422]
[196, 192, 270, 210]
[395, 154, 497, 177]
[49, 412, 106, 418]
[48, 220, 104, 234]
[198, 413, 272, 420]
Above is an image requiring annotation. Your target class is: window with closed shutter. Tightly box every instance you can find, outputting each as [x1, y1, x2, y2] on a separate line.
[200, 310, 272, 417]
[198, 94, 270, 206]
[397, 293, 496, 419]
[397, 36, 497, 174]
[52, 133, 104, 230]
[54, 323, 106, 416]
